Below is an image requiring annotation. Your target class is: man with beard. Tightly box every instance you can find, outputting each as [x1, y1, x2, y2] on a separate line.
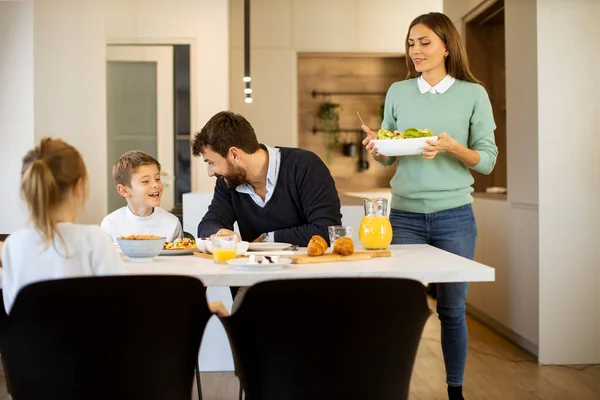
[192, 110, 342, 248]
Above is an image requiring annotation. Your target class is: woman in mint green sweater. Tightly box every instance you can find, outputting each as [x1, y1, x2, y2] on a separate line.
[362, 12, 498, 400]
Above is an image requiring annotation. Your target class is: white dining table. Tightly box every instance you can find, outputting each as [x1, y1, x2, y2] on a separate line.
[127, 244, 495, 371]
[122, 244, 494, 285]
[0, 244, 494, 372]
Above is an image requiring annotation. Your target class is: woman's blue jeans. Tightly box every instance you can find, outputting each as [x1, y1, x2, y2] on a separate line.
[389, 204, 477, 387]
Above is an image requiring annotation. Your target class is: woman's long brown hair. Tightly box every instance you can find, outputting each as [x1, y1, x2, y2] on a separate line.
[405, 12, 480, 84]
[20, 138, 87, 250]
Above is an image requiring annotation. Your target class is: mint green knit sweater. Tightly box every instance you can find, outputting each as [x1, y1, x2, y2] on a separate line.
[380, 78, 498, 214]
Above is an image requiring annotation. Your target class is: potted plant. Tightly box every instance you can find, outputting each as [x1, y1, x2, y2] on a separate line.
[317, 102, 341, 164]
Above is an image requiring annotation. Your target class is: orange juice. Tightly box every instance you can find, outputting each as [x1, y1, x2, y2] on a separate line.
[359, 216, 393, 250]
[213, 248, 236, 263]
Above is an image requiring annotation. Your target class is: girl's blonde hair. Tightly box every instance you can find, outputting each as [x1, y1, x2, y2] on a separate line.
[405, 12, 481, 84]
[21, 138, 88, 248]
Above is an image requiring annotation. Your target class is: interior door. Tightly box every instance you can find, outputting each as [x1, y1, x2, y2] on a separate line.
[106, 45, 175, 213]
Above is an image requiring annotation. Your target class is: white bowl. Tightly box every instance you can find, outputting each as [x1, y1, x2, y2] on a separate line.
[372, 136, 438, 156]
[195, 239, 206, 253]
[117, 237, 166, 260]
[205, 240, 249, 256]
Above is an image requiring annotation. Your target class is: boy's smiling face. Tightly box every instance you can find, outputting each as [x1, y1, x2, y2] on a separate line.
[117, 164, 163, 209]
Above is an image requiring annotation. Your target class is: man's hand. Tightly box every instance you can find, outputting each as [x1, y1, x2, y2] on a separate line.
[216, 229, 241, 241]
[208, 301, 230, 317]
[252, 233, 268, 243]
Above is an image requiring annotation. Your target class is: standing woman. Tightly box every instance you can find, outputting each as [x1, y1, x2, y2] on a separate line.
[362, 12, 498, 400]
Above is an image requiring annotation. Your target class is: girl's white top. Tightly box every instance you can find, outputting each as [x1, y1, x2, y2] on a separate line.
[1, 222, 124, 313]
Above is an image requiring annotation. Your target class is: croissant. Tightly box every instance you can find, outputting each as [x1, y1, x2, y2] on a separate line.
[307, 235, 328, 257]
[333, 237, 354, 256]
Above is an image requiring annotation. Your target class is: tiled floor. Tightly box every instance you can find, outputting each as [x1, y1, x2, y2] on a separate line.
[1, 300, 598, 399]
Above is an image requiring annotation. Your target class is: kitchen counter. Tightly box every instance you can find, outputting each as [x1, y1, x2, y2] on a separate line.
[338, 189, 392, 206]
[340, 190, 507, 204]
[339, 195, 366, 206]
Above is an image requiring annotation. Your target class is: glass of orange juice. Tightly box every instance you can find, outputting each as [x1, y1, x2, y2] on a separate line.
[211, 233, 238, 264]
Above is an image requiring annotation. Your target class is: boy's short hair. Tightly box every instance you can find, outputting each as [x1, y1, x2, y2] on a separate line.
[112, 150, 161, 187]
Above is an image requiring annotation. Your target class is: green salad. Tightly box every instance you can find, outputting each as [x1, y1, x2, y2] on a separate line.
[377, 128, 434, 140]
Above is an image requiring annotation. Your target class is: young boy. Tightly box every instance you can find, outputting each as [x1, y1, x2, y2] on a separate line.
[101, 150, 182, 244]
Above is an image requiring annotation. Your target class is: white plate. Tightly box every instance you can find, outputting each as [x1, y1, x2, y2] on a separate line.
[227, 257, 293, 271]
[159, 248, 198, 256]
[247, 242, 292, 251]
[242, 250, 298, 256]
[372, 136, 438, 156]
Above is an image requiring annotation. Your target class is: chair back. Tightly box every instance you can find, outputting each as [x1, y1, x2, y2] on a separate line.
[219, 277, 431, 400]
[0, 275, 211, 400]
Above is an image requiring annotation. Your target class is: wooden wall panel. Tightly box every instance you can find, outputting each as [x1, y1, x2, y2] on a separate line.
[297, 55, 406, 191]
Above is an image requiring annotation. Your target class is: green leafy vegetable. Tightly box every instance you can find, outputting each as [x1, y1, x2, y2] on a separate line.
[376, 128, 434, 140]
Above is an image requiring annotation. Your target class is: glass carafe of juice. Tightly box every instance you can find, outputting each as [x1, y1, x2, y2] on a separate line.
[359, 198, 393, 250]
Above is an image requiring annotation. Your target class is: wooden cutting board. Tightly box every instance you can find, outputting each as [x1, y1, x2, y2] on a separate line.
[353, 250, 392, 258]
[193, 252, 215, 260]
[192, 250, 392, 264]
[290, 250, 391, 265]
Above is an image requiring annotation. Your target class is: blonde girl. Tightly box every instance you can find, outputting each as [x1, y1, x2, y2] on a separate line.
[1, 138, 124, 312]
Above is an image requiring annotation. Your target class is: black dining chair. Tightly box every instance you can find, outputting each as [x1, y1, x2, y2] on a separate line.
[0, 234, 8, 271]
[0, 275, 212, 400]
[183, 231, 196, 240]
[218, 277, 432, 400]
[0, 289, 8, 395]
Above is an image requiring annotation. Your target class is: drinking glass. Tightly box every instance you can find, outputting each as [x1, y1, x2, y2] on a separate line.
[211, 233, 238, 264]
[327, 225, 354, 249]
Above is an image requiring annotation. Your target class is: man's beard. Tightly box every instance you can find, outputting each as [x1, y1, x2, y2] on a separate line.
[216, 161, 248, 189]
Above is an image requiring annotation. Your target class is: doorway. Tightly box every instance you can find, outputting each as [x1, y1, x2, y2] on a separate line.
[106, 44, 191, 214]
[465, 0, 507, 193]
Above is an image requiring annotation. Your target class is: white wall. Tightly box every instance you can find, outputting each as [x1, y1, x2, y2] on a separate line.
[33, 0, 108, 225]
[1, 0, 229, 230]
[536, 0, 600, 365]
[0, 0, 34, 233]
[106, 0, 229, 194]
[228, 0, 443, 149]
